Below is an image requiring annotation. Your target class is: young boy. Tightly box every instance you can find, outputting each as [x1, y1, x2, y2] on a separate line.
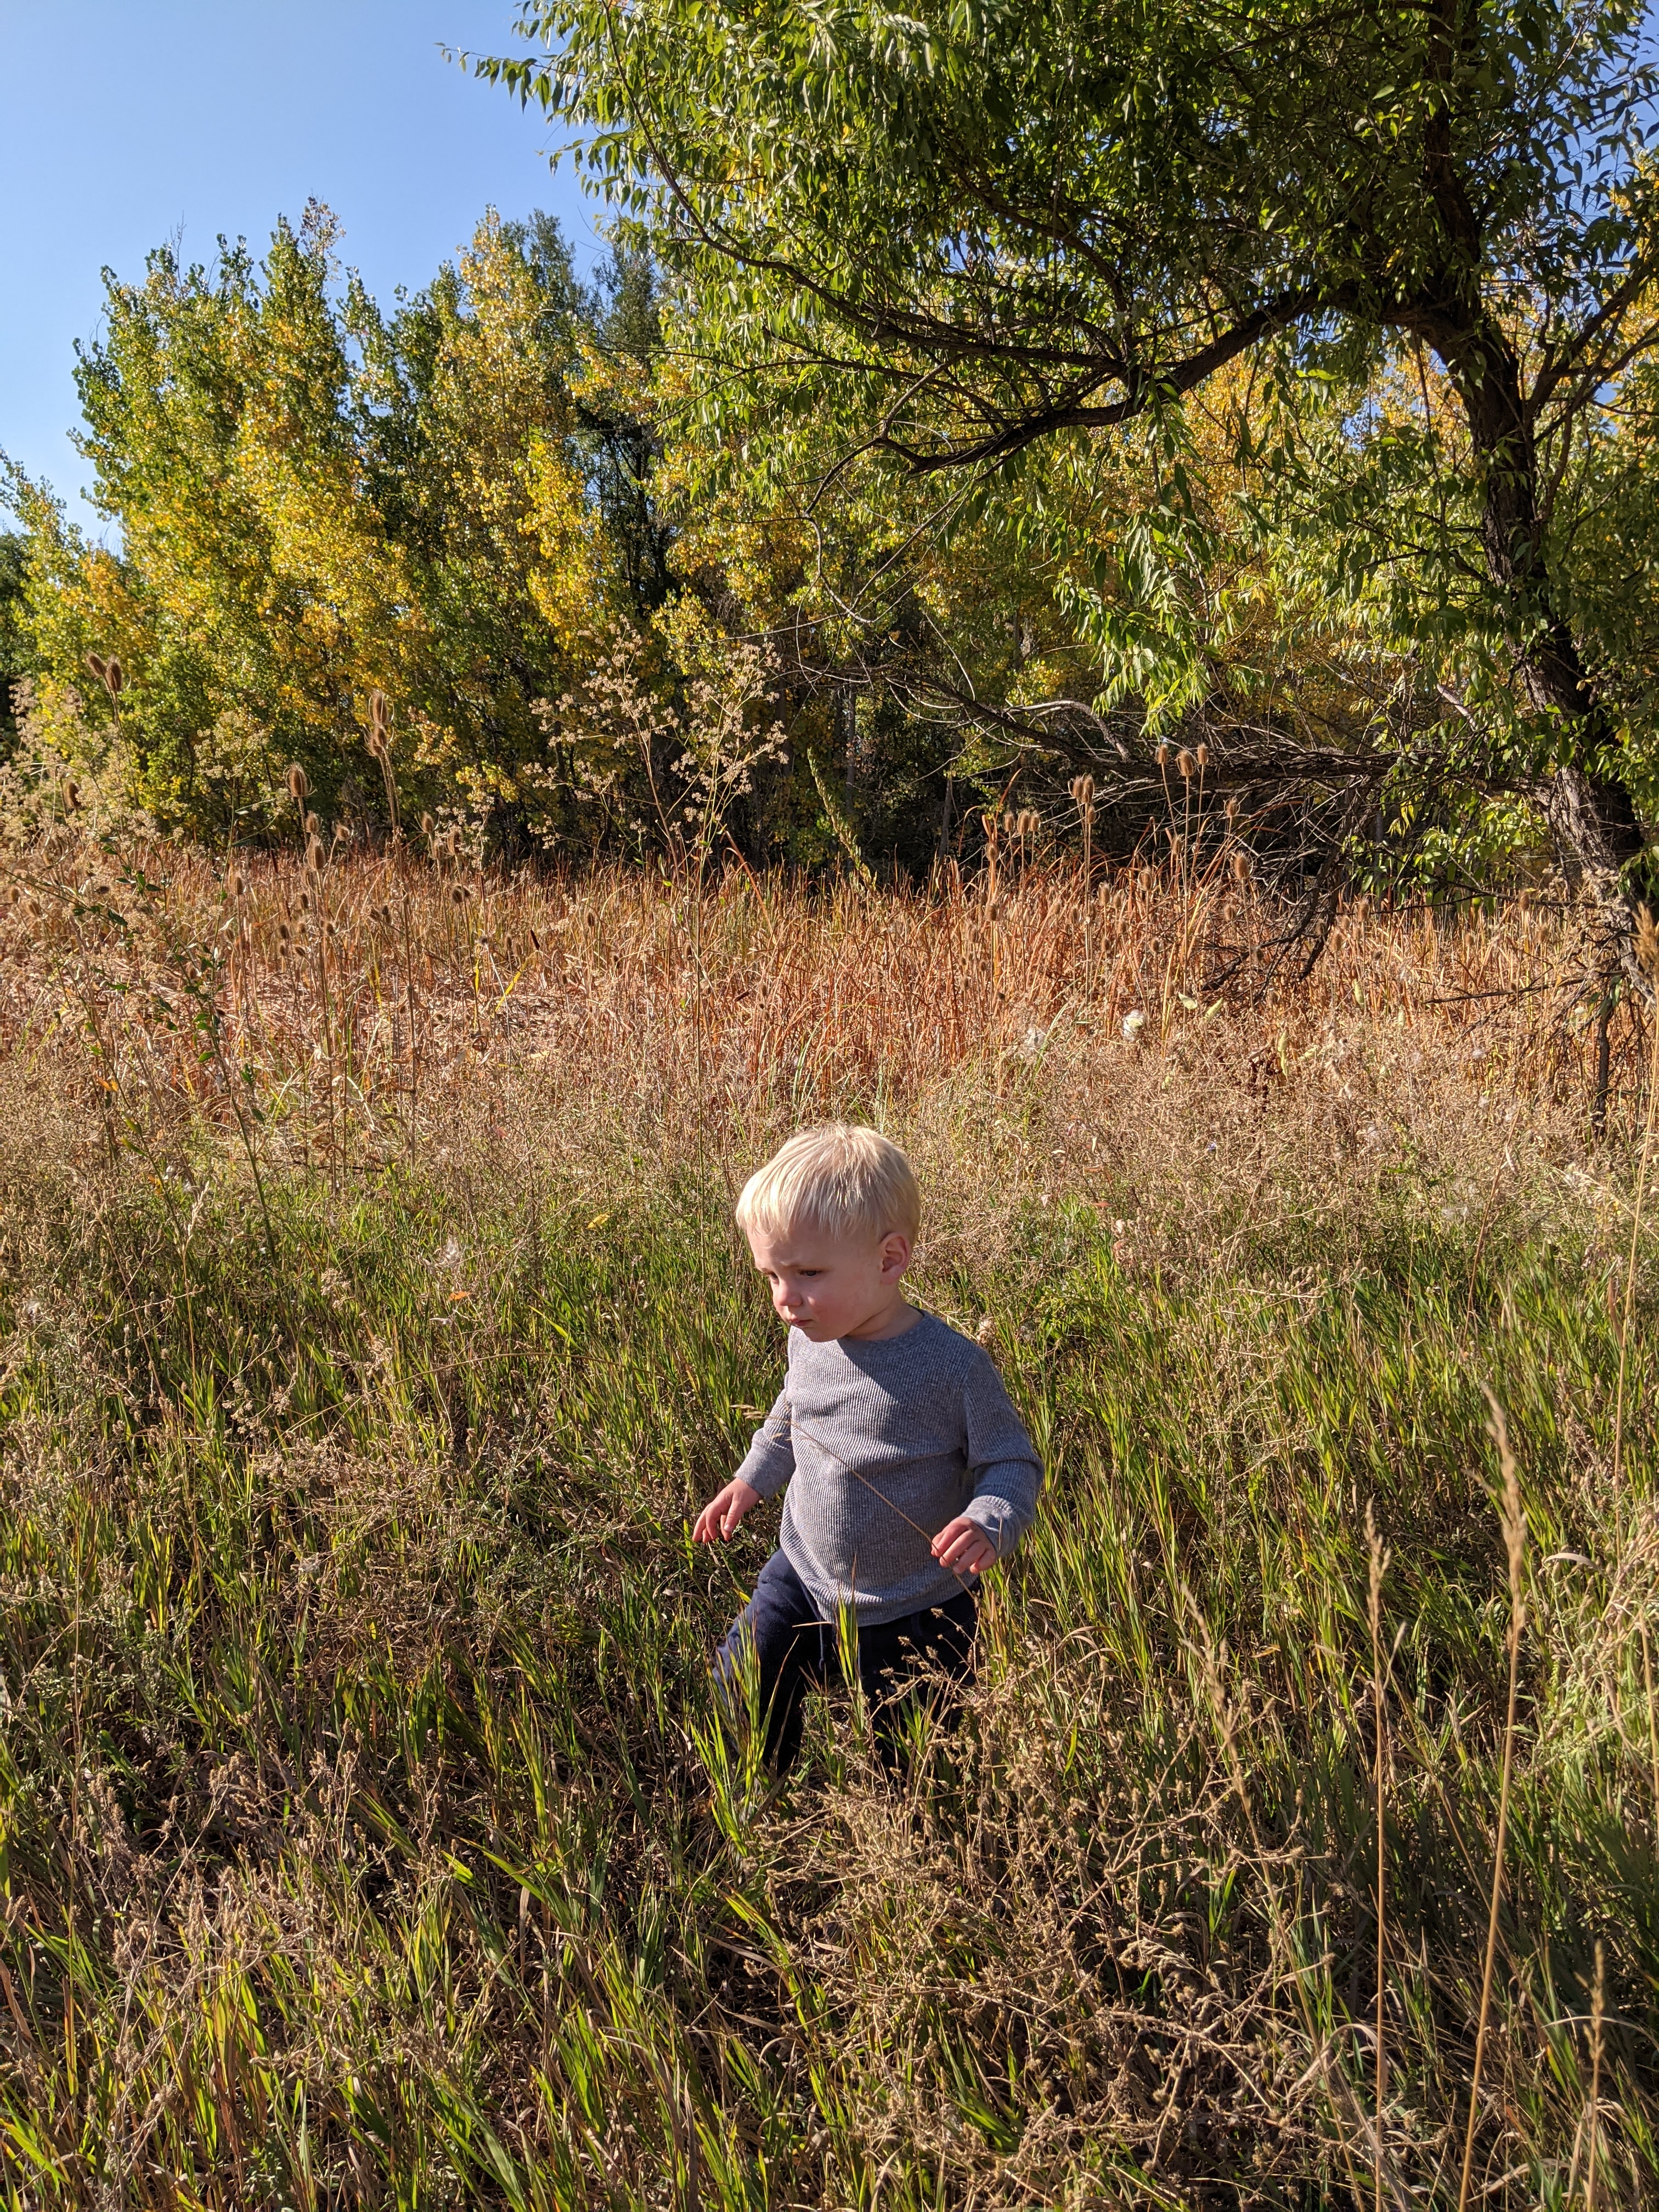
[693, 1122, 1042, 1770]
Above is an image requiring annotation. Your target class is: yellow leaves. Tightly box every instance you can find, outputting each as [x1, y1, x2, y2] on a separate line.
[522, 432, 606, 656]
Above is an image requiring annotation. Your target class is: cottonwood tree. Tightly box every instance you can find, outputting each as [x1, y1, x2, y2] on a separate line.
[484, 0, 1659, 958]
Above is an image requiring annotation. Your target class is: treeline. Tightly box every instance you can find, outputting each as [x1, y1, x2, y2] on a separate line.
[4, 0, 1659, 919]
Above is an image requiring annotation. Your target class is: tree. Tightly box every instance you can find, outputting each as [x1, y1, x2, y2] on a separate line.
[2, 207, 658, 846]
[0, 534, 31, 747]
[486, 0, 1659, 958]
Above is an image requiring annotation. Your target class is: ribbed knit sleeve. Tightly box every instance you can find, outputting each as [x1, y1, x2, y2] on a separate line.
[958, 1348, 1043, 1557]
[733, 1383, 795, 1500]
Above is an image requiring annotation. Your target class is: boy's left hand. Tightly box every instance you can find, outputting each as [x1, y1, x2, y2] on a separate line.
[932, 1515, 997, 1577]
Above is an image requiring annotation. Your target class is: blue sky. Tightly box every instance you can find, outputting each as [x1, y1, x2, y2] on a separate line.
[0, 1, 594, 533]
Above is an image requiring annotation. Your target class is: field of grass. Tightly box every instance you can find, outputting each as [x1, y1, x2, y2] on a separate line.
[0, 837, 1655, 2208]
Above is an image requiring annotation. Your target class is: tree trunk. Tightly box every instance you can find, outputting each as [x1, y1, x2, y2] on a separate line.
[1423, 299, 1648, 981]
[1413, 27, 1648, 973]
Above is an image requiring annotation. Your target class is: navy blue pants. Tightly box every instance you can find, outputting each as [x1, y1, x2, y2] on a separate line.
[715, 1549, 977, 1772]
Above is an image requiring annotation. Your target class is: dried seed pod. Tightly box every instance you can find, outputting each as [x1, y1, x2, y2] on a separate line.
[1177, 748, 1197, 781]
[369, 688, 390, 733]
[287, 765, 311, 802]
[61, 778, 81, 813]
[304, 811, 319, 838]
[1232, 850, 1251, 883]
[1195, 743, 1210, 770]
[105, 658, 124, 697]
[86, 651, 108, 686]
[421, 812, 435, 839]
[1225, 796, 1240, 823]
[1069, 774, 1095, 810]
[229, 871, 246, 898]
[306, 837, 325, 873]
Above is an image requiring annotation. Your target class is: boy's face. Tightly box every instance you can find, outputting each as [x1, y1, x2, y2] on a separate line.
[745, 1221, 912, 1341]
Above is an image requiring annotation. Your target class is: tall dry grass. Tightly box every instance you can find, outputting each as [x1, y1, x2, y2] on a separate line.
[0, 832, 1627, 1232]
[0, 834, 1654, 2207]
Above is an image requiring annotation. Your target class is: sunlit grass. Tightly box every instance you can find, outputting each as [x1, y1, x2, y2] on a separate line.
[0, 848, 1653, 2205]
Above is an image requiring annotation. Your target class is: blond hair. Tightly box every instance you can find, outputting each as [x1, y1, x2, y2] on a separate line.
[735, 1124, 921, 1245]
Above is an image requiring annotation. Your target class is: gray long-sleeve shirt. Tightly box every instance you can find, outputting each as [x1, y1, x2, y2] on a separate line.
[733, 1310, 1043, 1626]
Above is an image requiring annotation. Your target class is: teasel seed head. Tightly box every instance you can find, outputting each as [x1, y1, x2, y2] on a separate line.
[306, 836, 325, 874]
[304, 811, 319, 838]
[229, 871, 246, 899]
[1156, 742, 1172, 769]
[61, 778, 81, 814]
[1225, 795, 1240, 823]
[369, 688, 390, 735]
[1195, 743, 1209, 770]
[1069, 774, 1095, 811]
[1637, 904, 1659, 980]
[287, 765, 310, 803]
[421, 812, 435, 840]
[1177, 748, 1197, 781]
[1232, 850, 1250, 883]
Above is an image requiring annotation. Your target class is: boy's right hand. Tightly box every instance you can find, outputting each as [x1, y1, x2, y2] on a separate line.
[693, 1477, 762, 1544]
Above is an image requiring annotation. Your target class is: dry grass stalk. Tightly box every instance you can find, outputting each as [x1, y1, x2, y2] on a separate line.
[1457, 1390, 1528, 2212]
[1611, 908, 1659, 1537]
[1367, 1500, 1391, 2212]
[1587, 1938, 1605, 2212]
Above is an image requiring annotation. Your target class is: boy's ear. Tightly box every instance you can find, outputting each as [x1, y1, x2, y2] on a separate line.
[879, 1229, 913, 1277]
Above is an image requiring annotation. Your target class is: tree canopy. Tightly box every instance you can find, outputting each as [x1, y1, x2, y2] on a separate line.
[484, 0, 1659, 947]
